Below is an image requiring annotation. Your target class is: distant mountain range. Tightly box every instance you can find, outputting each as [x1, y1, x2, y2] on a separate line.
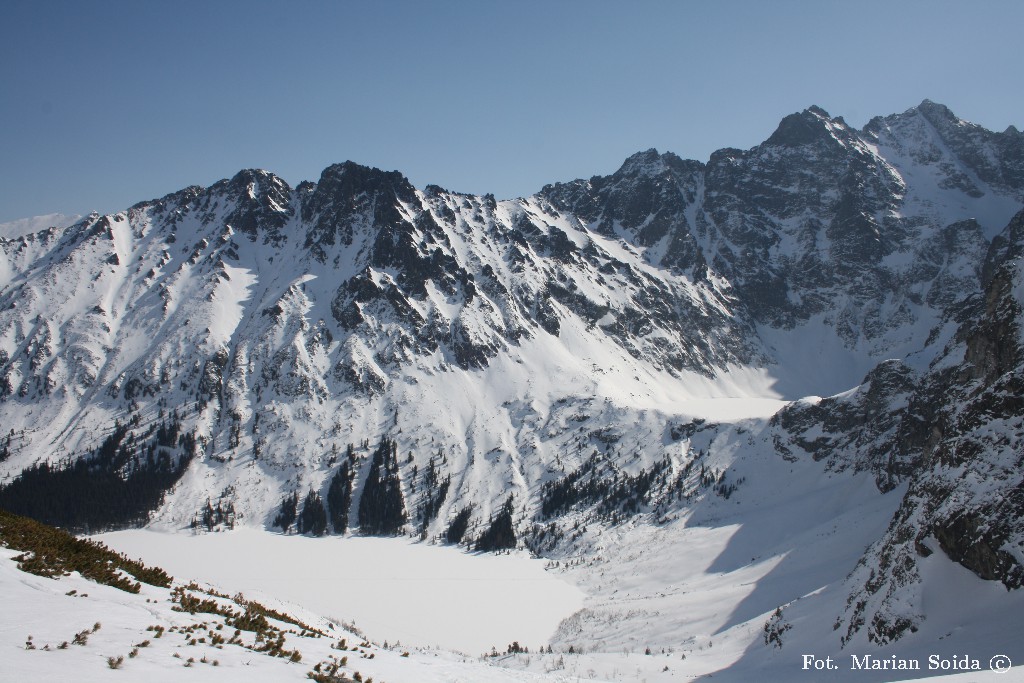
[1, 100, 1022, 656]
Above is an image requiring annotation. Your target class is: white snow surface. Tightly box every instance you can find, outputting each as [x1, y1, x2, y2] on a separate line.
[95, 528, 585, 656]
[0, 546, 576, 683]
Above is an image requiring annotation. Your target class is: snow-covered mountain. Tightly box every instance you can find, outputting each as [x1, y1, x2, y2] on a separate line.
[2, 100, 1023, 674]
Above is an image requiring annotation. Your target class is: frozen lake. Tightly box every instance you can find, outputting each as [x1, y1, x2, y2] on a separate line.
[96, 528, 585, 655]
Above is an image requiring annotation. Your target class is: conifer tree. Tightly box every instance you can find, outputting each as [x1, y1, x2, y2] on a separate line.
[327, 453, 354, 534]
[0, 418, 193, 532]
[445, 505, 473, 545]
[298, 490, 328, 536]
[357, 437, 407, 535]
[416, 451, 450, 534]
[475, 495, 516, 552]
[273, 491, 299, 532]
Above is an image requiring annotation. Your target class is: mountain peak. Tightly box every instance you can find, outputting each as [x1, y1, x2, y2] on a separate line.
[764, 105, 847, 148]
[223, 168, 292, 200]
[806, 104, 831, 118]
[915, 98, 958, 123]
[229, 167, 280, 182]
[315, 161, 417, 198]
[618, 147, 662, 169]
[615, 148, 690, 177]
[301, 161, 419, 249]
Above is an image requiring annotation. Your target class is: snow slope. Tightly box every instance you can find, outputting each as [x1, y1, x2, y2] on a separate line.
[0, 546, 579, 683]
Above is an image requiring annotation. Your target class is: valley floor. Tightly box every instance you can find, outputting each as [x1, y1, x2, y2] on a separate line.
[86, 431, 1024, 683]
[5, 493, 1024, 682]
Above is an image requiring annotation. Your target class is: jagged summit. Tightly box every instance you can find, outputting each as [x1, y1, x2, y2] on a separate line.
[764, 104, 847, 147]
[612, 148, 691, 176]
[313, 159, 416, 195]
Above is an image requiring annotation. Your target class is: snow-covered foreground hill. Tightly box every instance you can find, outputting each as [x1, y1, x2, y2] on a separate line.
[0, 544, 571, 683]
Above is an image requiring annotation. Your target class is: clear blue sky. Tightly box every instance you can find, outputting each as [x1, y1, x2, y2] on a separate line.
[2, 0, 1022, 223]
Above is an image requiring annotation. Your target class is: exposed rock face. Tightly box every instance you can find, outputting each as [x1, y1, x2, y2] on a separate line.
[909, 100, 1024, 197]
[541, 149, 707, 273]
[805, 208, 1024, 645]
[770, 359, 918, 492]
[543, 105, 1006, 357]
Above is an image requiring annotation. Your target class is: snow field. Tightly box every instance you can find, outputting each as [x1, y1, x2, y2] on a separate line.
[95, 528, 586, 656]
[0, 545, 586, 683]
